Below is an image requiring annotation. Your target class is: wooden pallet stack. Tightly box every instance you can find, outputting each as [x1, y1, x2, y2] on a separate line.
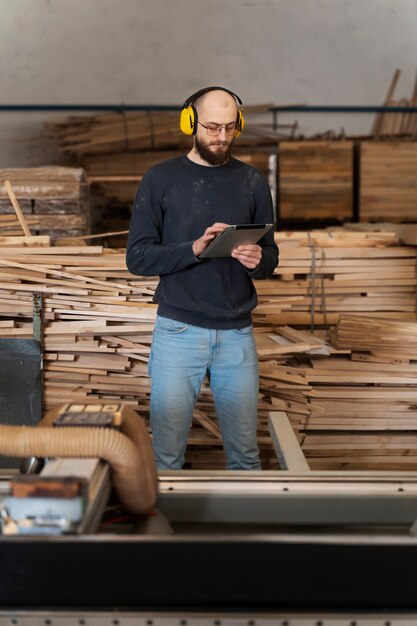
[360, 142, 417, 222]
[279, 141, 353, 222]
[0, 168, 90, 237]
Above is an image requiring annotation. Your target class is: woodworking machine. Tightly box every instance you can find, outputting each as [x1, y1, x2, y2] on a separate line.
[1, 404, 417, 625]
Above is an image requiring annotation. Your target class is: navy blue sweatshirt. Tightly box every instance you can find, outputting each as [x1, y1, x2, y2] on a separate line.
[126, 155, 279, 329]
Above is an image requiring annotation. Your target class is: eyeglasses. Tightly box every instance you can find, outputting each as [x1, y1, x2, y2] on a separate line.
[198, 121, 237, 136]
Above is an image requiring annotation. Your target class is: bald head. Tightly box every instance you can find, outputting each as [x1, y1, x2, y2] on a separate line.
[194, 89, 238, 120]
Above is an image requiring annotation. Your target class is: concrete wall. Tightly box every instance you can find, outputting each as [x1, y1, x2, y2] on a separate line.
[1, 0, 417, 166]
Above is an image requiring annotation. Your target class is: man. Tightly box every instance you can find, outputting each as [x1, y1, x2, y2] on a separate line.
[126, 86, 279, 470]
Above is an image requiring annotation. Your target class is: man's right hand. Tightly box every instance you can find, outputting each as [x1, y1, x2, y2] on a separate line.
[192, 223, 229, 257]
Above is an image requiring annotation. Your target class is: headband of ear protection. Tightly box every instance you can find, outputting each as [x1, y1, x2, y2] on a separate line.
[179, 86, 245, 138]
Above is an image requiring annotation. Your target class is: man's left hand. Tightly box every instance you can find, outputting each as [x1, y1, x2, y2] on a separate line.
[231, 244, 262, 270]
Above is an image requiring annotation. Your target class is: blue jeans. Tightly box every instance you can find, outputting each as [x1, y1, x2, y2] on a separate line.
[148, 315, 261, 470]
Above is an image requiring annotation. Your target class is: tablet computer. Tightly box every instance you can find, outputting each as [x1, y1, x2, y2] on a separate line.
[199, 223, 274, 259]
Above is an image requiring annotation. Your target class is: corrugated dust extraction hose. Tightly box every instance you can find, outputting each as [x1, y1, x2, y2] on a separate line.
[0, 406, 158, 515]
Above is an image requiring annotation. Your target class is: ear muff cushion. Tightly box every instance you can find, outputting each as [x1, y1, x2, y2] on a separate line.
[180, 105, 197, 136]
[234, 110, 245, 137]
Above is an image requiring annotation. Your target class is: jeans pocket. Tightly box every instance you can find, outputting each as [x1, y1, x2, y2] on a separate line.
[155, 316, 188, 335]
[234, 324, 254, 335]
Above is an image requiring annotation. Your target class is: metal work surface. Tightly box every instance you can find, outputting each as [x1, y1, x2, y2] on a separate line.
[2, 467, 417, 611]
[157, 470, 417, 527]
[1, 613, 417, 626]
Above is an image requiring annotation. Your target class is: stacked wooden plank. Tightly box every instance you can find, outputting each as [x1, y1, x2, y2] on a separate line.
[84, 150, 270, 242]
[44, 111, 189, 154]
[0, 244, 155, 413]
[304, 315, 417, 470]
[82, 149, 270, 207]
[0, 230, 416, 470]
[43, 106, 278, 156]
[360, 142, 417, 222]
[330, 314, 417, 361]
[42, 108, 277, 218]
[266, 229, 417, 326]
[0, 242, 295, 470]
[279, 141, 353, 221]
[252, 323, 417, 471]
[0, 167, 90, 237]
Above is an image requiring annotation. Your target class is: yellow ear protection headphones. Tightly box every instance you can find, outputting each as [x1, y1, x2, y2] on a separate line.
[179, 86, 245, 138]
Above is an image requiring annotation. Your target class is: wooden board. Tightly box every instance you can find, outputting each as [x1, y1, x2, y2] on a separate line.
[0, 168, 90, 237]
[360, 142, 417, 222]
[279, 141, 353, 221]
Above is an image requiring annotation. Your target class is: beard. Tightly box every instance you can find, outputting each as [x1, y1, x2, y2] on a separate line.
[194, 135, 233, 166]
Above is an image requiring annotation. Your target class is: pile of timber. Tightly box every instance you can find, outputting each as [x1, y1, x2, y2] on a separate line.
[41, 107, 278, 216]
[43, 106, 279, 156]
[41, 107, 417, 229]
[278, 139, 417, 225]
[44, 111, 189, 154]
[330, 314, 417, 361]
[267, 229, 416, 326]
[189, 321, 417, 471]
[279, 141, 353, 222]
[0, 168, 90, 237]
[305, 315, 417, 470]
[360, 142, 417, 222]
[256, 324, 417, 471]
[83, 149, 271, 205]
[0, 239, 296, 470]
[0, 229, 416, 470]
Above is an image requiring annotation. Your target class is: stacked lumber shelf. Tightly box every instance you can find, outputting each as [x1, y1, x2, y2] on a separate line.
[0, 168, 90, 237]
[44, 111, 190, 154]
[82, 150, 271, 243]
[360, 142, 417, 222]
[42, 107, 277, 228]
[0, 229, 416, 470]
[0, 244, 157, 415]
[252, 225, 417, 469]
[83, 149, 271, 204]
[43, 106, 278, 156]
[279, 141, 353, 221]
[304, 314, 417, 470]
[265, 229, 417, 326]
[190, 322, 417, 471]
[330, 314, 417, 361]
[0, 241, 296, 471]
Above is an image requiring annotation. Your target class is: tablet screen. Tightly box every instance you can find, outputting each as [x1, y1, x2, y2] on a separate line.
[199, 223, 273, 259]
